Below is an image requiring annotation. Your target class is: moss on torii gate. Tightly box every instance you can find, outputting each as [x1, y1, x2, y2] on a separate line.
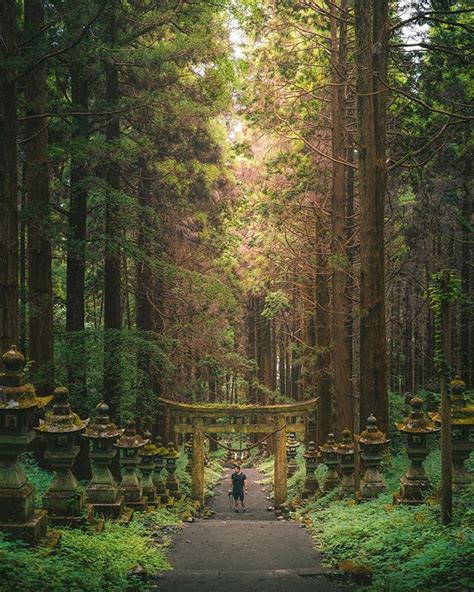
[158, 397, 319, 508]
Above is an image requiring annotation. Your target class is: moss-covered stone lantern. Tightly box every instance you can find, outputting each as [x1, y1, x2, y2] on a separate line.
[184, 433, 193, 475]
[82, 401, 123, 518]
[114, 419, 148, 511]
[337, 429, 355, 496]
[286, 431, 300, 477]
[139, 430, 159, 505]
[394, 396, 439, 505]
[0, 346, 50, 543]
[302, 440, 320, 499]
[152, 436, 170, 505]
[165, 442, 181, 500]
[319, 433, 341, 493]
[432, 376, 474, 489]
[36, 386, 90, 525]
[356, 414, 390, 501]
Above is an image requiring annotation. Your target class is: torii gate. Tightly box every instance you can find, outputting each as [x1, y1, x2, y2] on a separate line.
[159, 397, 319, 508]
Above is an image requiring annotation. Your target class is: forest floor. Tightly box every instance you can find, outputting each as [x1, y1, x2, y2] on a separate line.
[157, 467, 344, 591]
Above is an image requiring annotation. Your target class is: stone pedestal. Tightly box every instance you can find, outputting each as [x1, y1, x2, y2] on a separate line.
[302, 441, 320, 499]
[356, 415, 390, 502]
[165, 442, 181, 501]
[320, 433, 341, 493]
[140, 431, 158, 505]
[394, 397, 439, 505]
[83, 401, 124, 519]
[36, 387, 91, 526]
[337, 429, 355, 497]
[115, 419, 148, 512]
[152, 439, 171, 506]
[286, 432, 299, 478]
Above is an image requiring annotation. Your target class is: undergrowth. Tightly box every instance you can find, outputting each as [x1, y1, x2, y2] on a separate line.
[254, 424, 473, 591]
[0, 446, 226, 591]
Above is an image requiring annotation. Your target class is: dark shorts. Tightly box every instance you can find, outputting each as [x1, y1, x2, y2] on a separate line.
[232, 489, 244, 502]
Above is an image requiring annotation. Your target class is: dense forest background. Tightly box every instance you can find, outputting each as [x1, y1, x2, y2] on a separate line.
[0, 0, 472, 442]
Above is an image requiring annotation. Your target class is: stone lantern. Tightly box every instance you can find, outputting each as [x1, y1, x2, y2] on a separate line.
[302, 440, 320, 498]
[356, 414, 390, 501]
[286, 431, 300, 477]
[393, 397, 439, 505]
[319, 433, 341, 493]
[393, 396, 439, 505]
[114, 419, 147, 511]
[337, 429, 355, 496]
[165, 442, 181, 500]
[139, 430, 159, 505]
[82, 401, 123, 518]
[433, 376, 474, 489]
[184, 433, 193, 475]
[0, 345, 50, 543]
[36, 386, 90, 525]
[152, 436, 170, 505]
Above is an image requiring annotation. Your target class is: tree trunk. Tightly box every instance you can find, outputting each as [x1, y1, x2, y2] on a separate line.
[25, 0, 54, 395]
[66, 37, 89, 412]
[136, 157, 153, 421]
[316, 258, 332, 445]
[460, 134, 472, 385]
[330, 0, 352, 437]
[103, 1, 122, 418]
[355, 0, 389, 433]
[0, 0, 19, 356]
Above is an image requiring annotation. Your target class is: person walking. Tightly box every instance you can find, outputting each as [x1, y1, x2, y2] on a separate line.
[231, 464, 247, 513]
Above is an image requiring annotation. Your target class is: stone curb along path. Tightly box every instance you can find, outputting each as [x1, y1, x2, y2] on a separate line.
[158, 467, 344, 591]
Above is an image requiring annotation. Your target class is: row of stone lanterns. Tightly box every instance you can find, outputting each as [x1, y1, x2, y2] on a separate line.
[301, 382, 473, 504]
[301, 415, 390, 502]
[0, 345, 184, 543]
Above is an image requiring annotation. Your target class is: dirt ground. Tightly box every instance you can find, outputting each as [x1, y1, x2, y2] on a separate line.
[157, 467, 344, 591]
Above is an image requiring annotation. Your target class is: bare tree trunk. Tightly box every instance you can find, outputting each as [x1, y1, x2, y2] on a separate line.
[316, 256, 332, 445]
[355, 0, 389, 433]
[460, 134, 472, 384]
[0, 0, 19, 355]
[25, 0, 54, 395]
[103, 0, 122, 418]
[66, 21, 89, 411]
[330, 0, 352, 437]
[136, 157, 153, 421]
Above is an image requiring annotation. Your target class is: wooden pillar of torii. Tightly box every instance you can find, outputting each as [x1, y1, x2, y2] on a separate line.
[159, 398, 318, 509]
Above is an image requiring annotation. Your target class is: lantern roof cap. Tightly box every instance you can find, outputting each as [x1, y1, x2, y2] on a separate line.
[153, 435, 168, 456]
[396, 396, 439, 434]
[83, 400, 121, 439]
[165, 442, 180, 458]
[0, 346, 52, 410]
[336, 428, 355, 453]
[356, 414, 390, 445]
[2, 345, 25, 373]
[36, 386, 88, 433]
[115, 418, 146, 449]
[140, 430, 159, 456]
[303, 440, 320, 459]
[320, 432, 338, 453]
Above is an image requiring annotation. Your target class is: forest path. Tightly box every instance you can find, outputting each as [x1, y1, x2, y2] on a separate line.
[157, 467, 343, 591]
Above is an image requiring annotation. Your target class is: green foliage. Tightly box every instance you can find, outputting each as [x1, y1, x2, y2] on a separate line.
[0, 517, 174, 592]
[290, 446, 474, 592]
[429, 271, 463, 377]
[262, 290, 290, 319]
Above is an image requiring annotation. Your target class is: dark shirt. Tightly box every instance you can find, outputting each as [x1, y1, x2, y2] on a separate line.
[231, 471, 246, 492]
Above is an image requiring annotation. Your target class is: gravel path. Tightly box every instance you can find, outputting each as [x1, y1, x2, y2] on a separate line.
[157, 467, 343, 591]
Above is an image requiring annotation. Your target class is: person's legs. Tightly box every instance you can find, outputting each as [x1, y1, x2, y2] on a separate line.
[233, 492, 239, 512]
